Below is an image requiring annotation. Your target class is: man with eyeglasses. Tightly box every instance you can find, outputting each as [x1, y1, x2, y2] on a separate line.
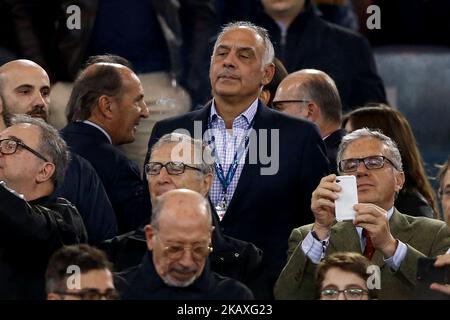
[100, 132, 266, 297]
[0, 59, 117, 245]
[116, 189, 254, 300]
[0, 114, 87, 299]
[272, 69, 346, 174]
[275, 128, 450, 300]
[46, 244, 117, 300]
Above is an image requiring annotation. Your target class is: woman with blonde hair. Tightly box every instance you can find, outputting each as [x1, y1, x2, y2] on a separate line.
[343, 104, 438, 218]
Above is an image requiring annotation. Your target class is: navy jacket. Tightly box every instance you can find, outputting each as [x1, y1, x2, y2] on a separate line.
[53, 152, 117, 244]
[61, 122, 148, 233]
[116, 251, 254, 300]
[324, 128, 347, 174]
[144, 101, 330, 287]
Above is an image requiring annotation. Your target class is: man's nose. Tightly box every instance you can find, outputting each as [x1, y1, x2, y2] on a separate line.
[178, 248, 196, 267]
[140, 101, 149, 118]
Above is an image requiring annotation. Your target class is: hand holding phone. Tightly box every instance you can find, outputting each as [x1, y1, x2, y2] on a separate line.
[335, 175, 358, 222]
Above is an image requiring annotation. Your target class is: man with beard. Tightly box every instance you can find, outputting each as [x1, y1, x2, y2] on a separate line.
[0, 59, 117, 244]
[116, 189, 254, 300]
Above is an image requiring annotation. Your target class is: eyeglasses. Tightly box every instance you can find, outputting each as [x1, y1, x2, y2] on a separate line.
[271, 99, 310, 110]
[0, 137, 49, 162]
[156, 234, 213, 261]
[339, 155, 398, 173]
[145, 161, 202, 176]
[54, 288, 119, 300]
[320, 288, 369, 300]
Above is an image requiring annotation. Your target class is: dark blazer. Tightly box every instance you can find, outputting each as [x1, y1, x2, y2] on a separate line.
[61, 122, 148, 233]
[116, 251, 254, 300]
[226, 0, 386, 110]
[0, 186, 87, 299]
[324, 128, 346, 174]
[53, 152, 117, 244]
[274, 209, 450, 300]
[145, 101, 330, 286]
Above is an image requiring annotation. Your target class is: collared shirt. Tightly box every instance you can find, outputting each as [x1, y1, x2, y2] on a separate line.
[302, 207, 408, 270]
[82, 120, 112, 144]
[207, 98, 258, 208]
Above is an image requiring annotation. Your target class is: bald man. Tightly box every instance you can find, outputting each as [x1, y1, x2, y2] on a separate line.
[117, 189, 254, 300]
[61, 62, 150, 233]
[0, 59, 117, 244]
[273, 69, 346, 173]
[0, 59, 50, 121]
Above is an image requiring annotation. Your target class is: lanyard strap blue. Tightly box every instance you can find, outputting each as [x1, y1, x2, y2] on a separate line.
[207, 116, 255, 193]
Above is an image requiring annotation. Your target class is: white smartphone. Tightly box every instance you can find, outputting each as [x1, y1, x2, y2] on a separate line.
[335, 175, 358, 222]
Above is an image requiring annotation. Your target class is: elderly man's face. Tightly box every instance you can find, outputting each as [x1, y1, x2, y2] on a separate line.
[148, 142, 212, 203]
[210, 27, 273, 102]
[0, 62, 50, 121]
[147, 197, 212, 287]
[339, 137, 405, 210]
[441, 167, 450, 227]
[109, 69, 149, 145]
[0, 123, 49, 195]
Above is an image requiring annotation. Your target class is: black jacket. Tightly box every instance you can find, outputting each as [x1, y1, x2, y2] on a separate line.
[0, 184, 87, 299]
[324, 128, 347, 174]
[116, 251, 254, 300]
[60, 122, 148, 233]
[53, 152, 117, 244]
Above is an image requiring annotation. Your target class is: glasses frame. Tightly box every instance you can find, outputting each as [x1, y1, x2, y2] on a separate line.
[271, 99, 310, 110]
[53, 288, 119, 300]
[156, 233, 213, 261]
[320, 287, 369, 300]
[0, 137, 49, 162]
[145, 161, 202, 176]
[339, 155, 398, 173]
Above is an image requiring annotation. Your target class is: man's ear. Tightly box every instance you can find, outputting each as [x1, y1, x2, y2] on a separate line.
[97, 95, 115, 120]
[394, 170, 405, 193]
[201, 173, 213, 197]
[144, 224, 155, 251]
[306, 102, 320, 122]
[261, 63, 275, 86]
[36, 162, 56, 184]
[259, 89, 271, 106]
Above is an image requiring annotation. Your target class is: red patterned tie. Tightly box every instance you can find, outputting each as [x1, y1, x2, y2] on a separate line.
[363, 229, 375, 260]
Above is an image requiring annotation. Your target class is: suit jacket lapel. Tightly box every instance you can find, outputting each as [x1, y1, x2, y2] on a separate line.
[328, 221, 362, 254]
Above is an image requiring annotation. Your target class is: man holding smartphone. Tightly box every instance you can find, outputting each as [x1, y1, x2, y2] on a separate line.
[275, 128, 450, 300]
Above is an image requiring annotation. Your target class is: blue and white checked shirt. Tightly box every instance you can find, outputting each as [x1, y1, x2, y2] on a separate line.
[207, 98, 258, 210]
[302, 207, 408, 270]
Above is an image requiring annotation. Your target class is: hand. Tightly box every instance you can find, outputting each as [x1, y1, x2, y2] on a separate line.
[353, 203, 397, 258]
[311, 174, 340, 239]
[430, 254, 450, 295]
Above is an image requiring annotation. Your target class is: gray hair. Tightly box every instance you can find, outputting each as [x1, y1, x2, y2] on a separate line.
[150, 132, 214, 176]
[9, 115, 70, 187]
[292, 69, 342, 123]
[337, 128, 403, 172]
[151, 192, 212, 230]
[214, 21, 275, 69]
